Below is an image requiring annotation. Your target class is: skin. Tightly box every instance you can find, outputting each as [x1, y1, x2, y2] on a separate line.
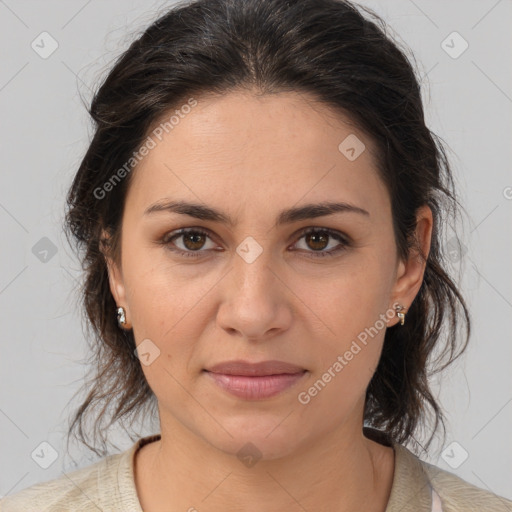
[104, 90, 432, 512]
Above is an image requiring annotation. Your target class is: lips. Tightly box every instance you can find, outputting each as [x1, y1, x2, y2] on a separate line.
[203, 360, 308, 399]
[204, 359, 306, 376]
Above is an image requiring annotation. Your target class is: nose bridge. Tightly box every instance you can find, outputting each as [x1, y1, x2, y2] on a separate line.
[233, 233, 276, 296]
[214, 231, 292, 340]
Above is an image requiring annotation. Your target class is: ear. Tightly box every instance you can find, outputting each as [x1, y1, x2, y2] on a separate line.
[388, 205, 433, 327]
[101, 229, 131, 329]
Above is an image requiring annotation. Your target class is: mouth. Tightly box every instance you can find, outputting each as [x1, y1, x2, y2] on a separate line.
[204, 359, 306, 376]
[203, 360, 308, 400]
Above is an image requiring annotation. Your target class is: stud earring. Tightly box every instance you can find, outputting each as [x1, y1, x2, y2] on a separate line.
[395, 304, 407, 326]
[117, 306, 127, 328]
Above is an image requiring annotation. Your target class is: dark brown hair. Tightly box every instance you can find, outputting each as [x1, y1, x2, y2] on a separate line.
[64, 0, 470, 456]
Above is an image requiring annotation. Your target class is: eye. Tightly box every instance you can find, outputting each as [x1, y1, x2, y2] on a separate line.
[291, 227, 350, 258]
[160, 228, 218, 258]
[158, 227, 350, 259]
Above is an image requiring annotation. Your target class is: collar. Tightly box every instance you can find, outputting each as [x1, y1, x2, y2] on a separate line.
[364, 427, 433, 511]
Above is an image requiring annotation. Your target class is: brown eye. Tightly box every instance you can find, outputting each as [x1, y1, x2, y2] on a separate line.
[161, 228, 217, 258]
[305, 231, 329, 251]
[160, 226, 350, 259]
[182, 231, 207, 251]
[292, 227, 350, 258]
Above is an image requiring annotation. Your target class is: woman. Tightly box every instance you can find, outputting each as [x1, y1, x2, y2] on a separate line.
[1, 0, 510, 510]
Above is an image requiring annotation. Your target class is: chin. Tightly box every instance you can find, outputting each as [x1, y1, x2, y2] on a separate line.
[203, 415, 311, 463]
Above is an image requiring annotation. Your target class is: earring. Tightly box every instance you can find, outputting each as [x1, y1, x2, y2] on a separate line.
[117, 306, 127, 328]
[395, 304, 407, 326]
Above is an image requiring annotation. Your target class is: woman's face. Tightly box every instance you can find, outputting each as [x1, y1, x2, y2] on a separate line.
[106, 90, 431, 459]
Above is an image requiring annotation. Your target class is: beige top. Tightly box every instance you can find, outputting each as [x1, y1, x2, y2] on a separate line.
[1, 429, 511, 511]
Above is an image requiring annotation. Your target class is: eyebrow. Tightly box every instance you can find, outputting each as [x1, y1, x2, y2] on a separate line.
[144, 199, 370, 227]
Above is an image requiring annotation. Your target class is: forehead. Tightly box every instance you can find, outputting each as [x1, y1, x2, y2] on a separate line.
[124, 90, 389, 220]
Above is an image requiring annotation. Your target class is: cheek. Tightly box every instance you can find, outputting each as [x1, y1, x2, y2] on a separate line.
[297, 272, 391, 418]
[304, 254, 394, 338]
[122, 240, 211, 331]
[302, 253, 394, 387]
[122, 254, 225, 395]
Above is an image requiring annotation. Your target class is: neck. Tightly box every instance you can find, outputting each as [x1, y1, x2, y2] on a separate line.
[135, 420, 395, 512]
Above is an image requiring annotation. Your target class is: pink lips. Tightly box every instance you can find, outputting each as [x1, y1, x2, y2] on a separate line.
[204, 360, 307, 400]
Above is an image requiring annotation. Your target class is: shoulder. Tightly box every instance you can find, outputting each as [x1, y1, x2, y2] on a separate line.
[0, 455, 118, 511]
[0, 436, 149, 512]
[419, 458, 512, 512]
[0, 453, 127, 512]
[392, 439, 512, 512]
[365, 427, 512, 511]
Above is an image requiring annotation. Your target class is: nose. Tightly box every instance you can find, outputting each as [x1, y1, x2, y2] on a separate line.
[216, 242, 292, 343]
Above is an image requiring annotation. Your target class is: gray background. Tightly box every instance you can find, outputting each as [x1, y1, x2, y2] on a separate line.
[1, 0, 511, 501]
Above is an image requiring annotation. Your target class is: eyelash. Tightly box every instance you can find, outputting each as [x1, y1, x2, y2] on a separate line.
[158, 227, 350, 259]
